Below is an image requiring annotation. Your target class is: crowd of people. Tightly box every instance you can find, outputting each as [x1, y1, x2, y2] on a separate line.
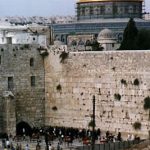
[0, 126, 140, 150]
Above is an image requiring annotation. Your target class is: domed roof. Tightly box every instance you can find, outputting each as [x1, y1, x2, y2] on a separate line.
[98, 29, 115, 40]
[77, 0, 143, 2]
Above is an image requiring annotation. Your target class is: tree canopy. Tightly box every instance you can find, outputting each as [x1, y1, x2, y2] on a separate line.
[90, 39, 104, 51]
[119, 18, 138, 50]
[119, 18, 150, 50]
[136, 29, 150, 50]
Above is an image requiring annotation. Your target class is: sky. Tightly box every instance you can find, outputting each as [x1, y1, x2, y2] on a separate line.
[0, 0, 149, 17]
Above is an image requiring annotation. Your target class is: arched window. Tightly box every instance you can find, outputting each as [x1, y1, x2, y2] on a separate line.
[30, 58, 34, 67]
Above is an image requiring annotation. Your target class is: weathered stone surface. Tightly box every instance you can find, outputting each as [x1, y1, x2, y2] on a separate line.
[0, 44, 45, 135]
[1, 44, 150, 139]
[45, 50, 150, 139]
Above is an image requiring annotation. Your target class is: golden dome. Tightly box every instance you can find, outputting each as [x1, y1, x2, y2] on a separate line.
[77, 0, 143, 3]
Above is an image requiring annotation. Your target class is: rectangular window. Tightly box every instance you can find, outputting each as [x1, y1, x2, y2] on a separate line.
[31, 76, 35, 87]
[8, 77, 14, 90]
[0, 55, 1, 65]
[2, 37, 4, 43]
[30, 58, 34, 67]
[7, 37, 12, 44]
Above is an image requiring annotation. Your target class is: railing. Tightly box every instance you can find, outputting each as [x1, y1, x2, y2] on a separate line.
[75, 139, 144, 150]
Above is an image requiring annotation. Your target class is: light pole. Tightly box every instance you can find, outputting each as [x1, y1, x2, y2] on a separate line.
[92, 95, 95, 150]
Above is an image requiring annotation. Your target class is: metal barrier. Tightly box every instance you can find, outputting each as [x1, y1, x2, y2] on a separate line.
[76, 140, 143, 150]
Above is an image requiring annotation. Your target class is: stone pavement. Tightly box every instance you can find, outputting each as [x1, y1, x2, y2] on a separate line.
[0, 137, 83, 150]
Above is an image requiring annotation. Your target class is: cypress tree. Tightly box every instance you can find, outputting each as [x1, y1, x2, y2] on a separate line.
[119, 18, 138, 50]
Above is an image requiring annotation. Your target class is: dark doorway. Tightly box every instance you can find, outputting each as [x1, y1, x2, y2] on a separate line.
[16, 121, 32, 136]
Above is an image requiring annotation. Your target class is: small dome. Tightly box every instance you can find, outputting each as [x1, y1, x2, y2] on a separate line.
[98, 29, 115, 40]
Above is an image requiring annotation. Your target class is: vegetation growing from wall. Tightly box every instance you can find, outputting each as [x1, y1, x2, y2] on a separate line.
[59, 51, 69, 63]
[114, 93, 121, 101]
[52, 106, 58, 111]
[133, 78, 139, 86]
[121, 79, 127, 85]
[88, 120, 96, 127]
[56, 84, 62, 91]
[133, 121, 141, 130]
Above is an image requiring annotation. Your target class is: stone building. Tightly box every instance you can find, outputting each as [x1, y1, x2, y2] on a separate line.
[0, 44, 45, 136]
[1, 40, 150, 139]
[0, 23, 50, 47]
[51, 0, 150, 45]
[0, 23, 50, 136]
[77, 0, 143, 20]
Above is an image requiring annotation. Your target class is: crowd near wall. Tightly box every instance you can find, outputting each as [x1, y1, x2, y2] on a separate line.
[45, 50, 150, 139]
[1, 44, 150, 139]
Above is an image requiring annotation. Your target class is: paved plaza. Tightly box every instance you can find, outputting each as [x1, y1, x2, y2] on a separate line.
[0, 137, 84, 150]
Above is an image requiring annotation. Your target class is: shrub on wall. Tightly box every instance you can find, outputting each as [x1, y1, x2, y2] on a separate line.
[121, 79, 127, 85]
[59, 51, 69, 63]
[56, 84, 62, 91]
[133, 78, 139, 86]
[133, 121, 141, 130]
[52, 106, 58, 111]
[88, 120, 96, 127]
[114, 93, 121, 101]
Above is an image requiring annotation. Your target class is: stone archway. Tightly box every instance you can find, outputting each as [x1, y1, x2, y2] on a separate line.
[16, 121, 32, 136]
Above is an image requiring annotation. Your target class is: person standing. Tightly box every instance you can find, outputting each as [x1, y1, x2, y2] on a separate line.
[57, 142, 60, 150]
[117, 132, 122, 141]
[49, 144, 52, 150]
[36, 142, 41, 150]
[25, 144, 29, 150]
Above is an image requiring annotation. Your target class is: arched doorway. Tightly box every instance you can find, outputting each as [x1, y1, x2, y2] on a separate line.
[16, 121, 32, 136]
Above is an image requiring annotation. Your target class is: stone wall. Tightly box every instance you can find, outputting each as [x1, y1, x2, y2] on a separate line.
[45, 50, 150, 139]
[0, 44, 45, 134]
[2, 91, 16, 135]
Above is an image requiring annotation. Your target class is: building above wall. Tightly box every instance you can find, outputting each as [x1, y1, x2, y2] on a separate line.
[0, 23, 50, 47]
[76, 0, 143, 20]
